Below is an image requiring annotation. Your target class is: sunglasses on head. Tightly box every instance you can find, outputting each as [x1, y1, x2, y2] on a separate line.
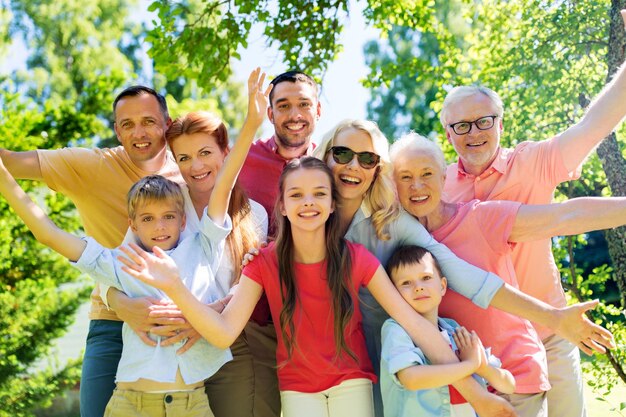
[329, 146, 380, 169]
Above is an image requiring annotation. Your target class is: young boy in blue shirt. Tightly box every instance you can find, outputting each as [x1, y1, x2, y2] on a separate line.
[381, 245, 515, 417]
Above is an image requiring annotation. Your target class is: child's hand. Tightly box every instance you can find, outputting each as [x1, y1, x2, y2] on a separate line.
[245, 67, 272, 128]
[453, 327, 481, 372]
[118, 243, 181, 293]
[473, 334, 491, 376]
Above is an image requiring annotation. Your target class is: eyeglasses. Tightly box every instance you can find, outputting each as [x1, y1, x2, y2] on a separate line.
[448, 115, 498, 135]
[329, 146, 380, 169]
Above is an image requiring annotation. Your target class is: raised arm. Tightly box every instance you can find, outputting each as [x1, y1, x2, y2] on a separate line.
[0, 149, 43, 180]
[0, 156, 85, 261]
[509, 197, 626, 242]
[208, 68, 271, 224]
[556, 12, 626, 172]
[118, 243, 261, 349]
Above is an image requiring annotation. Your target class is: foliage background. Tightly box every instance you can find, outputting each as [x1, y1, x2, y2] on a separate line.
[1, 0, 625, 415]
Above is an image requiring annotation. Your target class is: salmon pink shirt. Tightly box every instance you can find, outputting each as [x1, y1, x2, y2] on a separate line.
[444, 139, 581, 338]
[434, 200, 550, 394]
[242, 240, 379, 392]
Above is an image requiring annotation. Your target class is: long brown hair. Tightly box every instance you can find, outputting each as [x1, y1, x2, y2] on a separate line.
[274, 156, 357, 363]
[166, 111, 260, 282]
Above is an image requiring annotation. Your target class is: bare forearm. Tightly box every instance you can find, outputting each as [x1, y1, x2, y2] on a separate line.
[490, 284, 556, 327]
[479, 366, 516, 394]
[558, 61, 626, 172]
[511, 197, 626, 242]
[167, 280, 240, 348]
[208, 118, 259, 224]
[0, 166, 84, 260]
[398, 362, 476, 391]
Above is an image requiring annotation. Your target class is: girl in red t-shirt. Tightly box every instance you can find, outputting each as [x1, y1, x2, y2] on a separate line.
[120, 157, 462, 417]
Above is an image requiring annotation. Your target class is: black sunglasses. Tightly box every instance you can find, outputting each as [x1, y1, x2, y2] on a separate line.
[329, 146, 380, 169]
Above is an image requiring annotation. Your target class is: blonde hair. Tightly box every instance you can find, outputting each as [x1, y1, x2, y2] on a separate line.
[166, 111, 260, 283]
[127, 175, 184, 219]
[440, 86, 504, 126]
[313, 119, 399, 240]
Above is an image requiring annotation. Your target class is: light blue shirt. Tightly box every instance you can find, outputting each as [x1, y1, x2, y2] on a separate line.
[343, 206, 503, 417]
[74, 211, 233, 385]
[178, 184, 268, 298]
[381, 318, 500, 417]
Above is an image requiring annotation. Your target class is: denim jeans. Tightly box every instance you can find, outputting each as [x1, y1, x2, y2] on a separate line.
[80, 319, 123, 417]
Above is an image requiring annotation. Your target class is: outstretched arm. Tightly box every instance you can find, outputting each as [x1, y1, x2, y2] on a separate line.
[0, 157, 85, 261]
[509, 197, 626, 243]
[208, 68, 271, 225]
[491, 284, 614, 355]
[118, 243, 260, 349]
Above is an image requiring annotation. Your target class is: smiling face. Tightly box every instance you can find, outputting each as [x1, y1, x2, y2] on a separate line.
[280, 167, 334, 233]
[393, 148, 446, 220]
[325, 127, 379, 205]
[169, 132, 227, 198]
[268, 81, 321, 159]
[390, 254, 447, 323]
[444, 93, 503, 176]
[114, 93, 168, 167]
[129, 199, 186, 251]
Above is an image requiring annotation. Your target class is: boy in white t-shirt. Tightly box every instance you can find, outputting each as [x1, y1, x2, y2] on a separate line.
[381, 245, 515, 417]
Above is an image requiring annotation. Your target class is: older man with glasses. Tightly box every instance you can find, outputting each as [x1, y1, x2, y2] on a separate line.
[439, 56, 626, 416]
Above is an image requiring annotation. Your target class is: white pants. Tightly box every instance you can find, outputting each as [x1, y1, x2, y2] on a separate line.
[544, 333, 586, 417]
[280, 378, 374, 417]
[498, 391, 547, 417]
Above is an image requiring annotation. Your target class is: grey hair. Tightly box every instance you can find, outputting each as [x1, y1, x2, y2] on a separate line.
[440, 86, 504, 126]
[389, 132, 447, 172]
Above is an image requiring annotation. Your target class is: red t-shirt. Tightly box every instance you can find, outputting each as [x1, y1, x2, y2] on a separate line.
[239, 136, 315, 324]
[444, 140, 580, 338]
[243, 240, 379, 392]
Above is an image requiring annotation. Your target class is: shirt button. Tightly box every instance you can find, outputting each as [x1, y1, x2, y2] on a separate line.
[164, 394, 173, 404]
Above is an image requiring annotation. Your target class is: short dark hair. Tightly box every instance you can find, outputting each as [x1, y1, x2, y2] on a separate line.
[113, 86, 169, 121]
[269, 71, 318, 106]
[386, 245, 443, 280]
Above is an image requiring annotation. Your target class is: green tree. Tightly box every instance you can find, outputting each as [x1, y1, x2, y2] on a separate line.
[1, 1, 143, 415]
[0, 88, 91, 417]
[145, 0, 442, 84]
[363, 0, 467, 140]
[1, 1, 251, 413]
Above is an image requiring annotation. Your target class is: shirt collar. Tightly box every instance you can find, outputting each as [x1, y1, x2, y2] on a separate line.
[455, 147, 507, 178]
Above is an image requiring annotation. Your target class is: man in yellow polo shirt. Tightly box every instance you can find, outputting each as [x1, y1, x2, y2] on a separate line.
[0, 86, 180, 417]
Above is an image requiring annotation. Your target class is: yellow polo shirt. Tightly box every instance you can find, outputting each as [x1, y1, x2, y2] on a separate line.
[38, 146, 181, 320]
